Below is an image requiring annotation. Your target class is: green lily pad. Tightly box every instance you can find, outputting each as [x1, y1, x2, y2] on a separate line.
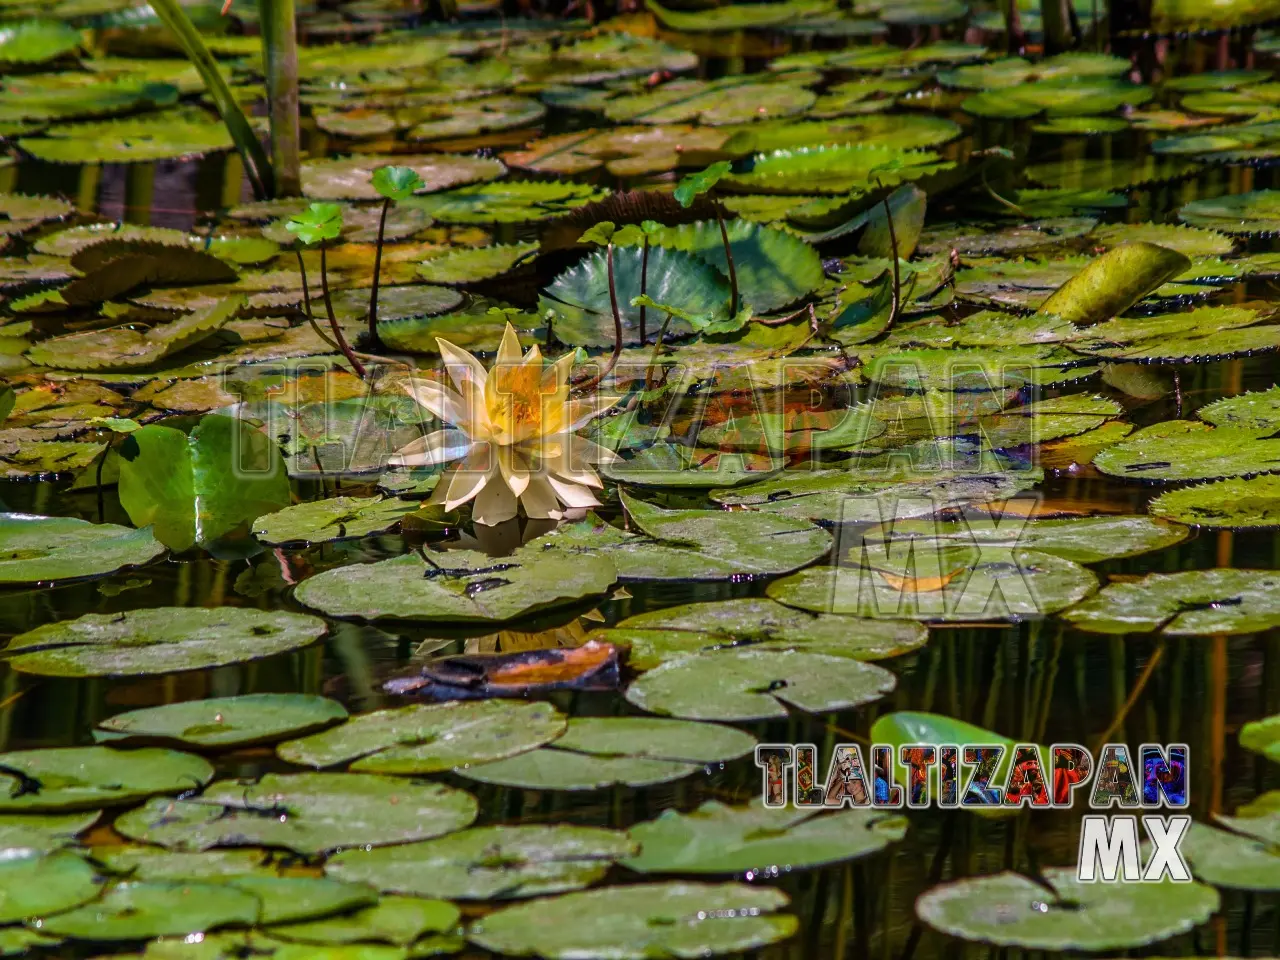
[1026, 156, 1199, 192]
[0, 20, 81, 64]
[226, 876, 377, 925]
[917, 217, 1095, 257]
[1093, 420, 1280, 482]
[625, 801, 906, 874]
[603, 445, 782, 488]
[1198, 385, 1280, 431]
[1036, 242, 1192, 325]
[697, 408, 886, 455]
[113, 772, 478, 855]
[602, 597, 927, 667]
[625, 648, 896, 721]
[5, 607, 327, 678]
[301, 154, 505, 201]
[647, 0, 833, 30]
[252, 496, 419, 546]
[766, 547, 1098, 622]
[277, 700, 566, 774]
[1241, 715, 1280, 764]
[456, 747, 698, 791]
[96, 694, 348, 749]
[0, 746, 213, 812]
[90, 846, 278, 881]
[40, 881, 261, 940]
[0, 811, 99, 851]
[20, 110, 234, 164]
[417, 242, 538, 284]
[1062, 568, 1280, 635]
[0, 514, 164, 585]
[270, 896, 460, 946]
[602, 77, 817, 126]
[1068, 305, 1278, 363]
[1150, 475, 1280, 529]
[723, 144, 950, 195]
[327, 824, 635, 900]
[1180, 190, 1280, 235]
[467, 881, 796, 958]
[915, 868, 1218, 950]
[377, 304, 542, 354]
[405, 95, 546, 141]
[408, 181, 606, 224]
[1179, 821, 1280, 891]
[1090, 221, 1235, 256]
[0, 849, 102, 923]
[294, 546, 616, 624]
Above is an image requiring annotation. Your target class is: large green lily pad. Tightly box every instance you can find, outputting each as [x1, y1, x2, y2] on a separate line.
[4, 607, 328, 677]
[113, 772, 478, 855]
[0, 746, 213, 812]
[0, 21, 81, 64]
[1150, 475, 1280, 528]
[0, 514, 165, 585]
[916, 868, 1218, 949]
[301, 154, 505, 200]
[39, 881, 261, 940]
[276, 700, 566, 774]
[252, 496, 420, 546]
[1198, 385, 1280, 431]
[604, 445, 783, 489]
[1093, 420, 1280, 482]
[1179, 190, 1280, 235]
[1179, 821, 1280, 891]
[625, 648, 896, 721]
[1062, 569, 1280, 635]
[0, 811, 100, 851]
[466, 882, 796, 959]
[269, 895, 460, 946]
[0, 849, 102, 923]
[625, 801, 905, 875]
[327, 824, 636, 900]
[294, 546, 616, 623]
[1036, 242, 1192, 325]
[96, 694, 348, 749]
[417, 242, 538, 284]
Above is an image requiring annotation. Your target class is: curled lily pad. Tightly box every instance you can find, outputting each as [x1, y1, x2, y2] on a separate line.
[294, 546, 617, 624]
[916, 868, 1218, 950]
[40, 881, 261, 940]
[0, 849, 102, 923]
[1093, 420, 1280, 482]
[302, 155, 506, 201]
[0, 513, 164, 585]
[0, 746, 212, 812]
[625, 801, 906, 874]
[601, 597, 927, 667]
[1150, 475, 1280, 529]
[269, 895, 460, 946]
[4, 607, 328, 678]
[625, 648, 896, 721]
[96, 694, 348, 749]
[1036, 242, 1191, 325]
[113, 772, 478, 855]
[252, 496, 420, 546]
[466, 881, 796, 959]
[277, 700, 566, 774]
[1062, 568, 1280, 635]
[327, 824, 635, 900]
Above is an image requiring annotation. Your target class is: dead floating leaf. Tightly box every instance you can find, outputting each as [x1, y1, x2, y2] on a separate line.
[875, 568, 965, 593]
[384, 639, 621, 700]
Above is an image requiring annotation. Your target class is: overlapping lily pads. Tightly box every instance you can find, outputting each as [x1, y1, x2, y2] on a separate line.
[252, 496, 419, 546]
[0, 746, 212, 812]
[1063, 569, 1280, 635]
[96, 694, 348, 749]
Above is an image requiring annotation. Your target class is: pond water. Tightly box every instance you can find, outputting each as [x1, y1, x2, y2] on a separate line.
[3, 5, 1280, 959]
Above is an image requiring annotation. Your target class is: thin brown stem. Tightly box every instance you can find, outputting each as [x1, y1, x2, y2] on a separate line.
[368, 197, 390, 347]
[573, 241, 623, 396]
[882, 191, 901, 332]
[639, 236, 649, 344]
[715, 208, 739, 316]
[1092, 641, 1166, 755]
[319, 242, 367, 379]
[295, 248, 339, 350]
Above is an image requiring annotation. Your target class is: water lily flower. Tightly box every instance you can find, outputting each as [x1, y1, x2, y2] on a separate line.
[389, 323, 620, 526]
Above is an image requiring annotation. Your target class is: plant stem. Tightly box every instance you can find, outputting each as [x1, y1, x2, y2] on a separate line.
[638, 236, 649, 343]
[259, 0, 301, 196]
[882, 191, 901, 332]
[295, 249, 339, 350]
[644, 311, 677, 390]
[148, 0, 273, 199]
[319, 242, 367, 379]
[715, 207, 739, 316]
[573, 241, 623, 395]
[367, 197, 391, 348]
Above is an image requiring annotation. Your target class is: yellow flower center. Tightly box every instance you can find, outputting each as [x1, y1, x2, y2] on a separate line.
[488, 363, 545, 440]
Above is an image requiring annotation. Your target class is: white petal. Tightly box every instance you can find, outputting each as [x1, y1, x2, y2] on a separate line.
[436, 338, 489, 393]
[444, 446, 494, 510]
[388, 429, 472, 468]
[520, 474, 562, 519]
[548, 475, 602, 510]
[472, 472, 519, 526]
[495, 323, 523, 368]
[497, 443, 530, 497]
[402, 378, 467, 426]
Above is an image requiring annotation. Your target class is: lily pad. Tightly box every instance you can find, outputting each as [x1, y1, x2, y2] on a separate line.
[39, 881, 261, 940]
[625, 801, 906, 874]
[0, 746, 213, 812]
[20, 110, 234, 164]
[625, 648, 896, 721]
[723, 144, 950, 195]
[96, 694, 348, 749]
[1180, 190, 1280, 235]
[252, 496, 419, 546]
[408, 181, 605, 224]
[294, 546, 616, 624]
[113, 772, 478, 855]
[603, 445, 782, 488]
[0, 513, 164, 585]
[916, 868, 1218, 950]
[1036, 242, 1192, 325]
[1150, 475, 1280, 529]
[1062, 568, 1280, 635]
[0, 849, 102, 923]
[1198, 385, 1280, 431]
[302, 155, 505, 201]
[4, 607, 328, 678]
[0, 811, 100, 851]
[270, 895, 460, 946]
[1093, 420, 1280, 482]
[0, 20, 81, 64]
[327, 824, 635, 900]
[417, 242, 538, 284]
[466, 881, 796, 959]
[1178, 821, 1280, 891]
[277, 700, 566, 774]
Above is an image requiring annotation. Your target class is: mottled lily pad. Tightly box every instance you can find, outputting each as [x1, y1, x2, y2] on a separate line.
[417, 242, 538, 284]
[1093, 420, 1280, 482]
[0, 746, 212, 812]
[276, 700, 566, 774]
[96, 694, 348, 749]
[113, 772, 478, 855]
[466, 882, 796, 959]
[1179, 821, 1280, 891]
[302, 154, 505, 200]
[1150, 475, 1280, 529]
[252, 496, 419, 546]
[1062, 569, 1280, 636]
[625, 801, 905, 874]
[327, 824, 635, 900]
[625, 648, 896, 721]
[4, 607, 328, 677]
[0, 514, 164, 585]
[1198, 385, 1280, 431]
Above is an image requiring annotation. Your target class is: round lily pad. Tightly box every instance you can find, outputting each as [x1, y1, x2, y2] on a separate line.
[602, 597, 928, 667]
[327, 824, 636, 900]
[0, 849, 102, 923]
[113, 772, 478, 855]
[1093, 420, 1280, 482]
[915, 868, 1218, 950]
[96, 694, 349, 749]
[270, 895, 460, 946]
[0, 746, 212, 812]
[301, 155, 505, 201]
[20, 111, 234, 164]
[39, 881, 261, 940]
[1179, 821, 1280, 891]
[276, 700, 567, 774]
[4, 607, 328, 677]
[0, 811, 99, 851]
[466, 882, 796, 959]
[1150, 475, 1280, 529]
[1062, 569, 1280, 636]
[0, 513, 165, 585]
[294, 547, 616, 624]
[624, 648, 897, 721]
[417, 242, 538, 284]
[0, 21, 81, 64]
[252, 496, 420, 546]
[454, 746, 697, 791]
[624, 801, 906, 875]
